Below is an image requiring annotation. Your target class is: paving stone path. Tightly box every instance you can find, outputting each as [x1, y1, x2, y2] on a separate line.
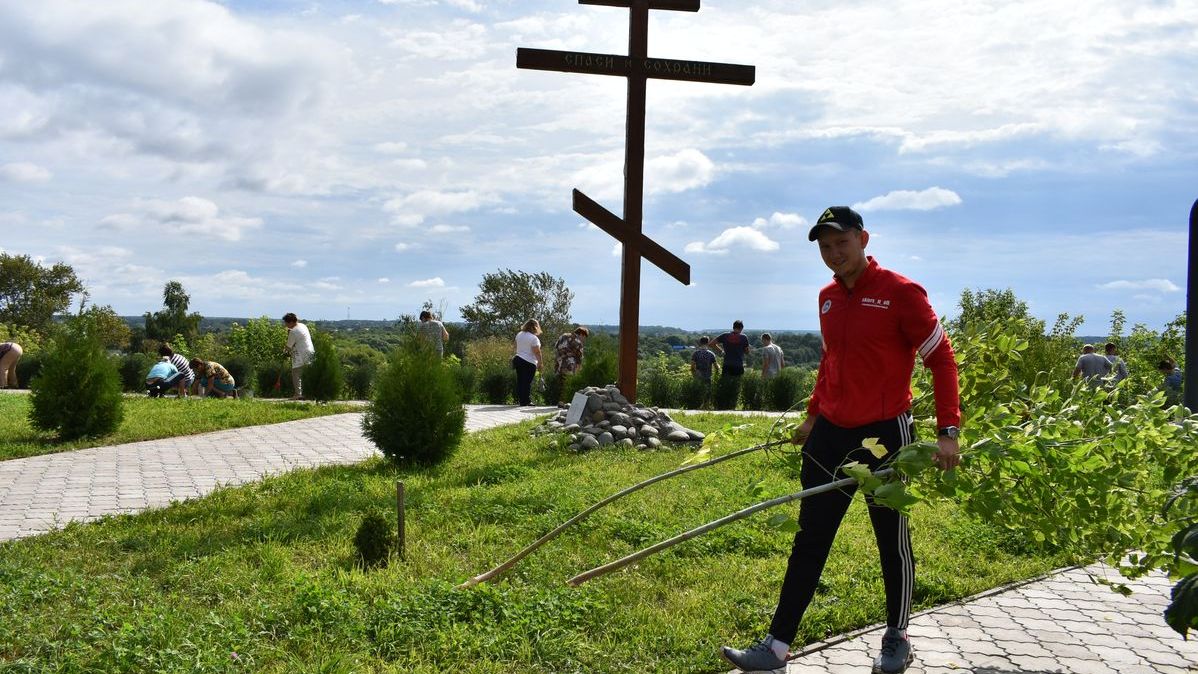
[767, 563, 1198, 674]
[0, 404, 555, 542]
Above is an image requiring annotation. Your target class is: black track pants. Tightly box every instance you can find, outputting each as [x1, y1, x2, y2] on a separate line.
[769, 412, 916, 644]
[513, 357, 537, 405]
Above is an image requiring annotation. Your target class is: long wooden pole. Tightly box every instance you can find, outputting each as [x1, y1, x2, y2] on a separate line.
[617, 0, 650, 402]
[567, 469, 896, 586]
[457, 438, 789, 588]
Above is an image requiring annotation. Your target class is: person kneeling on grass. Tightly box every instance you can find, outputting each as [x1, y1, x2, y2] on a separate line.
[189, 358, 237, 398]
[145, 357, 183, 398]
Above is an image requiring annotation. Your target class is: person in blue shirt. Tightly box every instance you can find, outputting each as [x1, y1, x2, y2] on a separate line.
[145, 357, 182, 398]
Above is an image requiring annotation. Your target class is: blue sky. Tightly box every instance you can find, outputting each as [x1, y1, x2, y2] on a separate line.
[0, 0, 1194, 332]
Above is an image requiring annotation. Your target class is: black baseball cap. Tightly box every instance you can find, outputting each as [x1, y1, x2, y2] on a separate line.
[807, 206, 864, 241]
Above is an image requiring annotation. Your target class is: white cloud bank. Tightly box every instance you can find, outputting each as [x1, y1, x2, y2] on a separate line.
[853, 187, 963, 212]
[1098, 279, 1181, 293]
[686, 226, 780, 255]
[99, 196, 262, 242]
[0, 162, 51, 183]
[408, 277, 445, 288]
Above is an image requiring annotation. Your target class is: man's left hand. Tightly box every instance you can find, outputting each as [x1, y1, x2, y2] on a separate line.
[934, 436, 960, 470]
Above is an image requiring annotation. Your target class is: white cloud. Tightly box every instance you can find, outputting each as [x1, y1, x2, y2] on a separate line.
[394, 242, 412, 252]
[752, 212, 807, 230]
[612, 242, 622, 257]
[0, 162, 51, 183]
[291, 259, 308, 268]
[686, 226, 780, 255]
[853, 187, 963, 212]
[408, 277, 445, 288]
[377, 277, 390, 283]
[1098, 279, 1181, 293]
[99, 196, 262, 241]
[375, 141, 408, 154]
[430, 224, 469, 234]
[383, 190, 491, 226]
[647, 148, 715, 194]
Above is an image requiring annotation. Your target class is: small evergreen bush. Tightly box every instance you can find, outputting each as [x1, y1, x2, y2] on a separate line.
[712, 372, 742, 410]
[118, 352, 157, 392]
[302, 328, 345, 402]
[341, 344, 386, 400]
[740, 370, 764, 410]
[766, 367, 809, 411]
[28, 317, 125, 440]
[640, 368, 678, 407]
[362, 340, 466, 466]
[221, 356, 252, 393]
[679, 377, 710, 410]
[540, 372, 567, 406]
[479, 365, 513, 404]
[16, 351, 43, 388]
[353, 510, 394, 568]
[453, 363, 478, 403]
[255, 361, 295, 398]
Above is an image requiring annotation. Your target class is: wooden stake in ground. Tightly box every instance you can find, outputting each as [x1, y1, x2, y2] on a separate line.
[516, 0, 754, 402]
[396, 481, 406, 560]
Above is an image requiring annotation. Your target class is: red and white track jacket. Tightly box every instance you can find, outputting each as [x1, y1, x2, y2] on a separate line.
[807, 257, 961, 430]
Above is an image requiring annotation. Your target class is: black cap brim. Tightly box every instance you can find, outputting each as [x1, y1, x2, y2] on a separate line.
[807, 221, 858, 241]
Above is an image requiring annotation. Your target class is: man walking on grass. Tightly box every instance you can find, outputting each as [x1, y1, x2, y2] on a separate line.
[721, 206, 961, 674]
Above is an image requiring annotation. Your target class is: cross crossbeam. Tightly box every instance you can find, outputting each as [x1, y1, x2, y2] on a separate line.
[517, 0, 754, 401]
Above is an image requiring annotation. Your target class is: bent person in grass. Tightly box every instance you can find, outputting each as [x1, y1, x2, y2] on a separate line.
[721, 206, 961, 674]
[190, 358, 237, 399]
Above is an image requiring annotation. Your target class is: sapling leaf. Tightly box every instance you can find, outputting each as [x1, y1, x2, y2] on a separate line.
[863, 437, 887, 459]
[767, 513, 801, 533]
[873, 481, 920, 513]
[746, 477, 767, 500]
[893, 443, 937, 476]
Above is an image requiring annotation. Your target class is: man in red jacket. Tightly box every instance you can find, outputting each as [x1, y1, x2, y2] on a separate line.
[722, 206, 961, 674]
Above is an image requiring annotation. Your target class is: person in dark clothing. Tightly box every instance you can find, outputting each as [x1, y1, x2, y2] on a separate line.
[713, 320, 751, 376]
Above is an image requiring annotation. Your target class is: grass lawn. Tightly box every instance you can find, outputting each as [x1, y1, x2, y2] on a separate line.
[0, 394, 362, 461]
[0, 414, 1073, 673]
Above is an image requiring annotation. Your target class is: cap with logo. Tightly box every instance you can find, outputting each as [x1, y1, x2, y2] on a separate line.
[807, 206, 865, 241]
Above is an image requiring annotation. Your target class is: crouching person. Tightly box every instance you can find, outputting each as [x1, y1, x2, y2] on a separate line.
[145, 357, 182, 398]
[190, 358, 236, 398]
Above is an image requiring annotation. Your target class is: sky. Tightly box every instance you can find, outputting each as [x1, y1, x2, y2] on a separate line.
[0, 0, 1194, 332]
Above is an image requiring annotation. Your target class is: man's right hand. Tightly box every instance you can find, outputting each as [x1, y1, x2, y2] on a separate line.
[791, 416, 815, 445]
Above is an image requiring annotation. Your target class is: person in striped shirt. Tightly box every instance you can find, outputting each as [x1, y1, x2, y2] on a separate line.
[159, 345, 194, 397]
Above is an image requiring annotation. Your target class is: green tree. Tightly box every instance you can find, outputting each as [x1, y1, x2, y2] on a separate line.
[302, 328, 345, 402]
[79, 303, 131, 351]
[459, 269, 573, 339]
[144, 281, 202, 344]
[28, 315, 124, 440]
[0, 253, 85, 332]
[228, 317, 287, 373]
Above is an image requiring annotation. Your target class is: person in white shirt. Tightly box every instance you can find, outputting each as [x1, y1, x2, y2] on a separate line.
[283, 312, 315, 400]
[512, 319, 543, 406]
[760, 333, 785, 380]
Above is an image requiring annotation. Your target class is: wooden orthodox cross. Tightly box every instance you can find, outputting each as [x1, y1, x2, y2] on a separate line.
[517, 0, 755, 401]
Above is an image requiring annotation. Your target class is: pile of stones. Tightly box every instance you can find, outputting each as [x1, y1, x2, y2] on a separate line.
[534, 385, 705, 451]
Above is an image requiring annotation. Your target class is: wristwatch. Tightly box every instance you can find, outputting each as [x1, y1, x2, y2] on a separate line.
[937, 426, 960, 441]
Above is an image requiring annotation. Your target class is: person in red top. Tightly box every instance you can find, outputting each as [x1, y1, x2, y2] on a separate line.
[722, 206, 961, 674]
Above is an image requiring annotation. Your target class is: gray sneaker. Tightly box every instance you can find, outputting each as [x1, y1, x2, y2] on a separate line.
[720, 635, 787, 673]
[872, 627, 914, 674]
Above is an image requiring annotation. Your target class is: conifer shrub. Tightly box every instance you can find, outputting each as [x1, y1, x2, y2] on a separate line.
[453, 363, 478, 403]
[28, 317, 125, 440]
[765, 367, 809, 411]
[740, 370, 764, 410]
[255, 362, 295, 398]
[640, 368, 678, 408]
[15, 352, 43, 388]
[712, 372, 742, 410]
[540, 372, 567, 406]
[362, 340, 466, 466]
[479, 365, 513, 404]
[353, 510, 394, 568]
[302, 328, 344, 402]
[679, 377, 710, 410]
[118, 352, 157, 392]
